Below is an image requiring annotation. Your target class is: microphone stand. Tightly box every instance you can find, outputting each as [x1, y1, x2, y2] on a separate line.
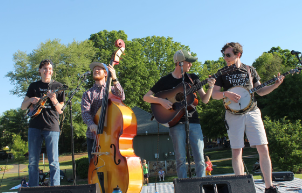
[293, 53, 302, 65]
[61, 74, 88, 185]
[179, 61, 192, 178]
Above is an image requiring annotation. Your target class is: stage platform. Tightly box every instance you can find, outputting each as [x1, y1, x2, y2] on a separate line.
[141, 178, 302, 193]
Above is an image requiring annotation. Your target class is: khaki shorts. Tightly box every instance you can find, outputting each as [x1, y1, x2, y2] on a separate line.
[225, 108, 268, 149]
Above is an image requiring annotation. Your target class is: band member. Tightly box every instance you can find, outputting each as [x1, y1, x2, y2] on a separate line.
[21, 59, 65, 187]
[81, 62, 125, 161]
[212, 42, 284, 193]
[143, 49, 215, 178]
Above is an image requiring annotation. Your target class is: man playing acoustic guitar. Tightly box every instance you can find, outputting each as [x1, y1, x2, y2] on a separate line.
[212, 42, 284, 193]
[143, 49, 215, 178]
[81, 62, 125, 162]
[21, 59, 65, 187]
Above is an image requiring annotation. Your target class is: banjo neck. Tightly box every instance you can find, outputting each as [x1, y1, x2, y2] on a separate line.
[249, 70, 296, 94]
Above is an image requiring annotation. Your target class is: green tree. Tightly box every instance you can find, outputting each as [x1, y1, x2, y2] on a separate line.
[10, 134, 28, 161]
[89, 31, 201, 113]
[267, 46, 299, 68]
[6, 39, 97, 153]
[0, 108, 28, 149]
[252, 47, 302, 120]
[264, 116, 302, 173]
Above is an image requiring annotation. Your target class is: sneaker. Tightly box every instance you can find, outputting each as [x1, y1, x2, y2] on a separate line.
[159, 179, 161, 181]
[265, 186, 280, 193]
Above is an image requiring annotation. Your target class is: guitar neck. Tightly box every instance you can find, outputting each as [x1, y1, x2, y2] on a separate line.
[249, 71, 291, 93]
[187, 72, 222, 94]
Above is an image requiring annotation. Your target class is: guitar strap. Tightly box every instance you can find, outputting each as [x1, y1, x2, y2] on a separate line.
[245, 66, 253, 86]
[187, 73, 198, 99]
[48, 79, 54, 91]
[186, 73, 195, 85]
[246, 65, 255, 100]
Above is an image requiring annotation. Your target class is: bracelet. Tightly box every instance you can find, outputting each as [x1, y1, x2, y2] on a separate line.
[222, 92, 225, 98]
[209, 85, 214, 89]
[53, 102, 59, 107]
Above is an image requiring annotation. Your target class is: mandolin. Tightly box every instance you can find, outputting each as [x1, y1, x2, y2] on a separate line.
[26, 85, 68, 118]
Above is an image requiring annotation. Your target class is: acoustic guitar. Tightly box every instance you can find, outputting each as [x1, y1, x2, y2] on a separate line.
[151, 65, 237, 127]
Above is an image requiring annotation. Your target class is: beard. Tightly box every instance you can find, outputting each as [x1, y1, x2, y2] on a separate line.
[93, 74, 106, 81]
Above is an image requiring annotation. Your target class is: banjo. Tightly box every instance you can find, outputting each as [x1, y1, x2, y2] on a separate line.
[224, 67, 302, 114]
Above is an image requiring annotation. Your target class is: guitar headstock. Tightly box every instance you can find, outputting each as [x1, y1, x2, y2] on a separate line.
[56, 85, 69, 92]
[217, 64, 238, 76]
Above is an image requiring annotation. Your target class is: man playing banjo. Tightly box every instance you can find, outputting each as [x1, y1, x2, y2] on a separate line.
[212, 42, 284, 193]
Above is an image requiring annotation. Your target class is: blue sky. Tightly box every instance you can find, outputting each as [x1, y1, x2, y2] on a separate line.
[1, 0, 301, 115]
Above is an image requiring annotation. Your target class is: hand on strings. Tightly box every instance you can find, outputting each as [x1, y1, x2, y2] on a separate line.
[89, 124, 98, 134]
[274, 72, 284, 87]
[160, 98, 173, 110]
[47, 90, 57, 102]
[107, 64, 117, 80]
[30, 97, 40, 104]
[226, 91, 241, 103]
[207, 75, 216, 88]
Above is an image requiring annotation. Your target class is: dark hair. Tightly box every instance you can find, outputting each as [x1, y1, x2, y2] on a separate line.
[221, 42, 243, 58]
[39, 59, 53, 69]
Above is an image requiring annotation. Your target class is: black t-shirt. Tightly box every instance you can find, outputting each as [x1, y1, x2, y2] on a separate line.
[26, 80, 65, 131]
[215, 64, 261, 111]
[151, 73, 200, 125]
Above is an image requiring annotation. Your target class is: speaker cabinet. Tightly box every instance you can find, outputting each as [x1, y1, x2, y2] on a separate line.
[173, 174, 256, 193]
[18, 183, 101, 193]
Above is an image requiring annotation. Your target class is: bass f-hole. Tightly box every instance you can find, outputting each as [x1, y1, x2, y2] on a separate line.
[110, 144, 121, 165]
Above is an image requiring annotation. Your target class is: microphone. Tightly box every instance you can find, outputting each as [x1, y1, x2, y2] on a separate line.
[291, 50, 301, 55]
[81, 71, 91, 76]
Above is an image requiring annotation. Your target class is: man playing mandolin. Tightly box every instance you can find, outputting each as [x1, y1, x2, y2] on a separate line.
[21, 59, 65, 187]
[212, 42, 284, 193]
[143, 49, 215, 178]
[81, 62, 125, 162]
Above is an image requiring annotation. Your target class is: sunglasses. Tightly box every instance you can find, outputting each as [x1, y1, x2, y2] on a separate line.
[223, 53, 232, 58]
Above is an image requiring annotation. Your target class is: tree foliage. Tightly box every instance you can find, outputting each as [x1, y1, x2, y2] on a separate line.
[0, 108, 28, 149]
[264, 116, 302, 173]
[10, 134, 28, 161]
[4, 30, 302, 156]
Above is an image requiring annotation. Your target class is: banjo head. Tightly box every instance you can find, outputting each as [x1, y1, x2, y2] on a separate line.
[224, 86, 252, 112]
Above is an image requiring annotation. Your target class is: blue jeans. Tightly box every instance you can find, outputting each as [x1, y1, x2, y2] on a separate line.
[169, 123, 206, 178]
[28, 128, 60, 187]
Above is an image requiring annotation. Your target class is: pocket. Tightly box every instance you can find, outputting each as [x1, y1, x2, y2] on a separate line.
[224, 120, 229, 130]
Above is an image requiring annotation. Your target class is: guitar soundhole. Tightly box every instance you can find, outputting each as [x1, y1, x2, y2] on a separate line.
[175, 92, 184, 102]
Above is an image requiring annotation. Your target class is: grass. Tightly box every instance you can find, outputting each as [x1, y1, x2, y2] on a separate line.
[0, 148, 301, 192]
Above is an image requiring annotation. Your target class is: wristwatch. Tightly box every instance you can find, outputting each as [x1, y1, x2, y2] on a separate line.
[222, 92, 225, 98]
[112, 78, 118, 83]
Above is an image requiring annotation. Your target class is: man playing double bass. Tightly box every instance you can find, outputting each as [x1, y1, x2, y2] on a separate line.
[81, 62, 125, 162]
[143, 49, 216, 178]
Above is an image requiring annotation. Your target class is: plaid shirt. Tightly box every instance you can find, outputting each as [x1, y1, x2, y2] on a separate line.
[81, 82, 125, 139]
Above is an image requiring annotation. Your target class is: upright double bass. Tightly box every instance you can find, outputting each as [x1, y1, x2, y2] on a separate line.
[88, 39, 143, 193]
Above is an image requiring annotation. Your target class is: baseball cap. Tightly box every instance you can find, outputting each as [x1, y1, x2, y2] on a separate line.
[89, 62, 108, 71]
[173, 49, 198, 63]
